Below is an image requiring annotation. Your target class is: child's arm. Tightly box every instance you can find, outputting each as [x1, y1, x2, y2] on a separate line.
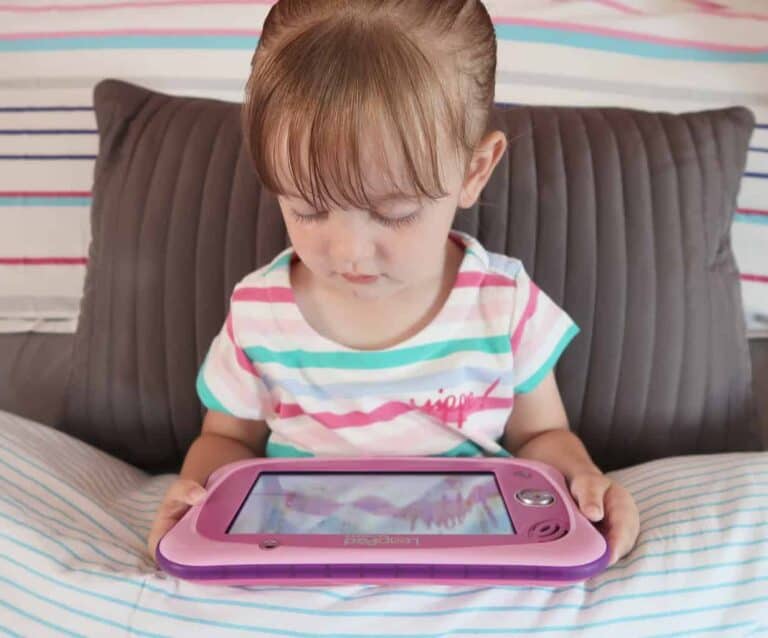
[502, 371, 640, 565]
[147, 409, 269, 561]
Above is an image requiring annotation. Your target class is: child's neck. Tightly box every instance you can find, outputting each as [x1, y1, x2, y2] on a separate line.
[292, 238, 463, 350]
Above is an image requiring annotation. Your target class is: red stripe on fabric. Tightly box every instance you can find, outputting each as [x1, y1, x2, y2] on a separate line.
[510, 282, 539, 354]
[454, 272, 518, 288]
[0, 257, 87, 265]
[232, 286, 293, 303]
[0, 0, 271, 11]
[0, 28, 261, 40]
[225, 311, 261, 378]
[742, 274, 768, 284]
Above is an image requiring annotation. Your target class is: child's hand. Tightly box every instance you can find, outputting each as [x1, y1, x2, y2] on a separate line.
[147, 479, 207, 563]
[568, 472, 640, 566]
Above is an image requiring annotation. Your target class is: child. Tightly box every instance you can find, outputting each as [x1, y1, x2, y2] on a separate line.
[148, 0, 639, 566]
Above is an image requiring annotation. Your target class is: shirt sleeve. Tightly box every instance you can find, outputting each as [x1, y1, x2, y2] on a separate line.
[196, 305, 274, 420]
[509, 265, 580, 394]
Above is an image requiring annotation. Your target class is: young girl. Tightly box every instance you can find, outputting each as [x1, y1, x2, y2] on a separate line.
[148, 0, 639, 566]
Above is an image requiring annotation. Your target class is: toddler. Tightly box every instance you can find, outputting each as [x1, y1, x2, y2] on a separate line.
[148, 0, 639, 566]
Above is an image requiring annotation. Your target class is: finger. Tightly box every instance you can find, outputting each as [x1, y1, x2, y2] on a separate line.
[169, 480, 207, 506]
[570, 476, 610, 522]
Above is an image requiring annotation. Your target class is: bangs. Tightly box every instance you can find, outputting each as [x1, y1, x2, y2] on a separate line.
[242, 15, 471, 212]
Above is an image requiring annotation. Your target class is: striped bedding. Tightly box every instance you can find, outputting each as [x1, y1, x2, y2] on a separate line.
[0, 0, 766, 336]
[0, 410, 766, 637]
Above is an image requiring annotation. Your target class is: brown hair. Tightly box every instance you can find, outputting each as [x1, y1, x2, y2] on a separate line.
[241, 0, 497, 213]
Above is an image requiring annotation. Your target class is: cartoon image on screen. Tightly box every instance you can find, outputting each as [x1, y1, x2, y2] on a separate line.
[227, 473, 515, 535]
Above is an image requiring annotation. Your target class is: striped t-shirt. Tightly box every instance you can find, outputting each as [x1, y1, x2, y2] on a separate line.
[196, 230, 579, 458]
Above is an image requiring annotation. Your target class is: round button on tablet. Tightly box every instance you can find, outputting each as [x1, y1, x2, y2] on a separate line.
[515, 489, 555, 507]
[260, 539, 280, 550]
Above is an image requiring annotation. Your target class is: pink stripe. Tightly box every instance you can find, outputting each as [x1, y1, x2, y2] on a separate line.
[278, 401, 414, 429]
[0, 0, 272, 11]
[686, 0, 768, 21]
[0, 28, 261, 40]
[0, 257, 87, 265]
[494, 16, 768, 53]
[225, 312, 261, 378]
[233, 286, 293, 303]
[592, 0, 645, 16]
[742, 274, 768, 284]
[0, 190, 91, 197]
[737, 208, 768, 217]
[454, 272, 517, 288]
[510, 282, 539, 354]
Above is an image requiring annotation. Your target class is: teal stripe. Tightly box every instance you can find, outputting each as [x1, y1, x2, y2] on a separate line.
[495, 24, 768, 63]
[263, 252, 293, 276]
[0, 35, 259, 52]
[639, 480, 768, 515]
[2, 29, 766, 62]
[0, 572, 168, 638]
[265, 439, 314, 458]
[195, 364, 234, 416]
[734, 213, 768, 226]
[0, 196, 91, 207]
[631, 467, 768, 500]
[245, 335, 510, 370]
[515, 324, 580, 393]
[0, 446, 144, 545]
[645, 622, 755, 638]
[0, 599, 84, 638]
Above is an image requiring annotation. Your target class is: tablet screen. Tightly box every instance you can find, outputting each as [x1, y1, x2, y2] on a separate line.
[227, 472, 515, 535]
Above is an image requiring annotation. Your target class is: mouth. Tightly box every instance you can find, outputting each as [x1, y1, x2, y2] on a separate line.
[341, 273, 379, 284]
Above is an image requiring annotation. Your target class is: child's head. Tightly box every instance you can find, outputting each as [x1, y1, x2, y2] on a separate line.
[242, 0, 507, 300]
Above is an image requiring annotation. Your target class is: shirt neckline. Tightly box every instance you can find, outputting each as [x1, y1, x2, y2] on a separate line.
[275, 230, 483, 354]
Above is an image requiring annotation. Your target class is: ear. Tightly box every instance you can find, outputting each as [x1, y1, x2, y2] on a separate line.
[457, 130, 507, 209]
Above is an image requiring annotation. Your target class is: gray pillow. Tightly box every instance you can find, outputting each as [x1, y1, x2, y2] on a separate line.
[63, 78, 761, 473]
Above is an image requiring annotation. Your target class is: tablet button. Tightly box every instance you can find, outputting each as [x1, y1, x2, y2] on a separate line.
[260, 539, 280, 549]
[516, 489, 555, 507]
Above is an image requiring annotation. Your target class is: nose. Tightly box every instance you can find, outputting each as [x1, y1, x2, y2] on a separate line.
[328, 212, 375, 270]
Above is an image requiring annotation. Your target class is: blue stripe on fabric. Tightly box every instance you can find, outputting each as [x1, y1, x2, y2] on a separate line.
[0, 129, 97, 134]
[644, 622, 756, 638]
[1, 29, 767, 62]
[0, 599, 84, 638]
[0, 445, 145, 545]
[0, 573, 169, 637]
[639, 481, 768, 516]
[493, 24, 768, 62]
[635, 473, 768, 505]
[634, 522, 768, 550]
[632, 468, 768, 501]
[0, 499, 137, 568]
[642, 506, 768, 536]
[0, 106, 93, 112]
[0, 154, 96, 160]
[734, 213, 768, 226]
[745, 171, 767, 179]
[621, 458, 768, 489]
[260, 366, 514, 401]
[0, 196, 91, 207]
[643, 495, 768, 525]
[2, 530, 768, 620]
[0, 34, 259, 52]
[514, 324, 580, 393]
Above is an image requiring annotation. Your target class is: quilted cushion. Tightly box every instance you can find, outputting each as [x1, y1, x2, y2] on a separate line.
[63, 79, 761, 473]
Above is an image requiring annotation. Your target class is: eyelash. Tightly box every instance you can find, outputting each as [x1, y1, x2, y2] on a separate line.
[290, 210, 419, 229]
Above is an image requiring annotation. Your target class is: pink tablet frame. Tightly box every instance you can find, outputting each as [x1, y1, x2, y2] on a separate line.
[157, 456, 609, 585]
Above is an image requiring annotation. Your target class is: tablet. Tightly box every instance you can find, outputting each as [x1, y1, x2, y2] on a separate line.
[156, 456, 610, 585]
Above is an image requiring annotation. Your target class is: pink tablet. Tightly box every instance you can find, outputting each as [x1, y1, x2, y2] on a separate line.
[156, 456, 609, 585]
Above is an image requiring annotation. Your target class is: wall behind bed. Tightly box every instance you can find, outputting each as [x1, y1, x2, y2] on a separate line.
[1, 0, 766, 336]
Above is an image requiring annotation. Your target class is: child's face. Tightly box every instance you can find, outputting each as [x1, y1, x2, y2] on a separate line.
[275, 139, 469, 302]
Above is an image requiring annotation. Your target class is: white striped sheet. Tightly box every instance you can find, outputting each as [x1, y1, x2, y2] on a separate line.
[496, 41, 768, 93]
[0, 408, 765, 636]
[0, 133, 96, 155]
[736, 180, 768, 212]
[0, 4, 268, 31]
[733, 224, 768, 273]
[0, 317, 78, 332]
[747, 151, 768, 173]
[0, 268, 86, 317]
[0, 207, 89, 255]
[0, 49, 253, 80]
[0, 158, 94, 189]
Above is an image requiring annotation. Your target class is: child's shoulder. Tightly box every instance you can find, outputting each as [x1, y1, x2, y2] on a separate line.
[460, 232, 527, 283]
[231, 247, 295, 294]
